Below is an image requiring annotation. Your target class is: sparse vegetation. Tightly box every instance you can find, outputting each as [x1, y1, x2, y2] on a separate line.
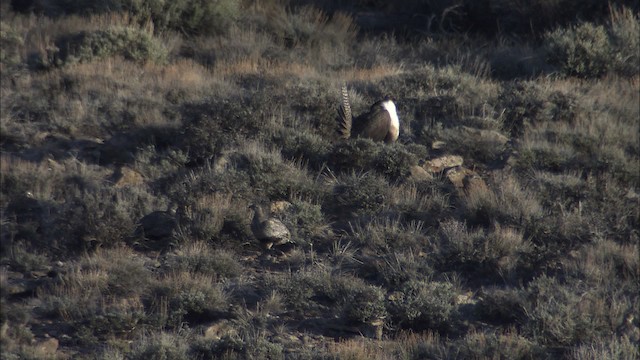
[1, 1, 638, 359]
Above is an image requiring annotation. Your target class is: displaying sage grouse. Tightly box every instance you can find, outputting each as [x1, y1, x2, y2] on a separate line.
[248, 204, 292, 250]
[336, 84, 400, 143]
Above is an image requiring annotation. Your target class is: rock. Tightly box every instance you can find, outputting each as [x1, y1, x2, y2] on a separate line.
[408, 165, 433, 182]
[424, 155, 464, 173]
[33, 337, 59, 358]
[212, 152, 231, 173]
[431, 140, 446, 150]
[445, 167, 488, 196]
[270, 201, 292, 214]
[460, 126, 509, 147]
[445, 167, 470, 189]
[204, 320, 238, 340]
[462, 171, 489, 195]
[112, 166, 145, 188]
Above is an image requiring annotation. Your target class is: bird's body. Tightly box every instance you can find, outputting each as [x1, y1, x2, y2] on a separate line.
[337, 84, 400, 143]
[249, 204, 291, 250]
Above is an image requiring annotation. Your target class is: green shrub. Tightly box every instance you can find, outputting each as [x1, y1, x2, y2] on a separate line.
[0, 21, 23, 70]
[545, 7, 639, 78]
[545, 22, 611, 78]
[388, 280, 457, 332]
[54, 27, 168, 66]
[337, 280, 387, 325]
[476, 287, 527, 325]
[329, 172, 388, 218]
[40, 0, 239, 36]
[497, 82, 544, 138]
[273, 198, 327, 242]
[374, 144, 418, 181]
[328, 138, 380, 173]
[268, 271, 322, 315]
[439, 125, 509, 164]
[272, 128, 331, 170]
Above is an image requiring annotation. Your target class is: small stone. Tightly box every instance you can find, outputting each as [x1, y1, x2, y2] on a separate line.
[270, 201, 293, 214]
[204, 320, 237, 340]
[408, 165, 433, 182]
[431, 140, 446, 150]
[112, 166, 145, 188]
[424, 155, 464, 173]
[34, 337, 59, 357]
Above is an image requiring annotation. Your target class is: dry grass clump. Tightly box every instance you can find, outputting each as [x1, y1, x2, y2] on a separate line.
[436, 220, 532, 282]
[460, 174, 544, 230]
[37, 247, 148, 345]
[519, 76, 639, 186]
[439, 123, 509, 165]
[370, 251, 434, 289]
[522, 274, 636, 348]
[454, 329, 542, 359]
[164, 241, 243, 279]
[147, 271, 230, 329]
[346, 217, 428, 253]
[0, 21, 23, 72]
[569, 336, 639, 360]
[126, 331, 191, 360]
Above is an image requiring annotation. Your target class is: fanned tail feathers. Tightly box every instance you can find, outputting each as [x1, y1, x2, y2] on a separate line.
[337, 83, 352, 139]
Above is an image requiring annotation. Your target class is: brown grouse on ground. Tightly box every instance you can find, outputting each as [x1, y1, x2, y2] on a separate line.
[248, 204, 292, 250]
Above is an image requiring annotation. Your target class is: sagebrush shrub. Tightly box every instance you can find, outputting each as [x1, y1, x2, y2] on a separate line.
[545, 22, 612, 78]
[497, 81, 544, 138]
[35, 0, 239, 36]
[52, 27, 168, 66]
[328, 138, 380, 173]
[388, 279, 457, 332]
[329, 172, 387, 217]
[0, 21, 23, 70]
[374, 144, 417, 181]
[339, 281, 387, 324]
